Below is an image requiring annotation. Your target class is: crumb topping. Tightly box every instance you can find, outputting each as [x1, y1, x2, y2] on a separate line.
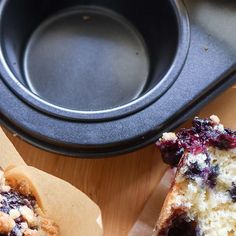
[0, 211, 15, 234]
[210, 115, 220, 124]
[162, 133, 177, 142]
[9, 209, 21, 220]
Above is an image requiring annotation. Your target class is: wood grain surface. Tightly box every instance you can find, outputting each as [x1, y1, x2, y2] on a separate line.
[3, 85, 236, 236]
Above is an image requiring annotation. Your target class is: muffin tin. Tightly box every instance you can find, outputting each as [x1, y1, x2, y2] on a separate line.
[0, 0, 235, 156]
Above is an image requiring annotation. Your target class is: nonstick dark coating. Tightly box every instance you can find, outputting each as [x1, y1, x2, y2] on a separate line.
[23, 6, 150, 111]
[5, 0, 232, 157]
[0, 0, 183, 121]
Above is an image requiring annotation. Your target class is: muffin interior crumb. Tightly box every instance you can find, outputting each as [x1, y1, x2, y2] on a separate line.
[171, 148, 236, 236]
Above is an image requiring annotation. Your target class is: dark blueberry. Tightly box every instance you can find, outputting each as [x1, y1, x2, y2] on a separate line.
[214, 133, 236, 150]
[10, 226, 23, 236]
[192, 117, 214, 132]
[177, 128, 207, 155]
[14, 216, 24, 224]
[184, 162, 202, 180]
[156, 140, 184, 167]
[158, 212, 199, 236]
[0, 190, 37, 235]
[228, 182, 236, 202]
[1, 190, 36, 212]
[205, 165, 219, 188]
[157, 117, 236, 168]
[184, 158, 219, 189]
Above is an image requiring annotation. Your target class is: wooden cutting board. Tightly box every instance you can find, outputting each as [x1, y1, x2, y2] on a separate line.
[3, 85, 236, 236]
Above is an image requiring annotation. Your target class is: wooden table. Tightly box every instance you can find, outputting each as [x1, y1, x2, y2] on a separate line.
[4, 85, 236, 236]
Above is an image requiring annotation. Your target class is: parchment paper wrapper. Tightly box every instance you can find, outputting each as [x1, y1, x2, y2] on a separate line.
[128, 168, 176, 236]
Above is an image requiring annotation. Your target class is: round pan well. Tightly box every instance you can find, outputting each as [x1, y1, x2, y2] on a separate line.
[23, 7, 150, 111]
[0, 0, 186, 121]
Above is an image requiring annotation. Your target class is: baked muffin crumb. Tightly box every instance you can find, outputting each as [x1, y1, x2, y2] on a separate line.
[155, 116, 236, 236]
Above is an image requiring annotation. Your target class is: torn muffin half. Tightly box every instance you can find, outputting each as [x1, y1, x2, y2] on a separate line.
[155, 115, 236, 236]
[0, 168, 58, 236]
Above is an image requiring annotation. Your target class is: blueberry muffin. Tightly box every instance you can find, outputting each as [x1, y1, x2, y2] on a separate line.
[0, 128, 103, 236]
[155, 115, 236, 236]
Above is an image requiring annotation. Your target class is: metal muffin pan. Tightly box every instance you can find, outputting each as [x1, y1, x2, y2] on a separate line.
[0, 0, 235, 156]
[0, 0, 188, 120]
